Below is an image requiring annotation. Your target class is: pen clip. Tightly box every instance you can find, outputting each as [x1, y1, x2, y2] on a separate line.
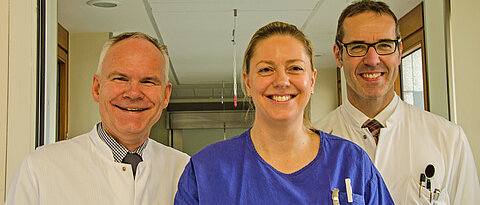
[345, 178, 353, 203]
[420, 173, 426, 187]
[433, 188, 441, 200]
[332, 188, 339, 205]
[419, 173, 426, 198]
[427, 179, 432, 202]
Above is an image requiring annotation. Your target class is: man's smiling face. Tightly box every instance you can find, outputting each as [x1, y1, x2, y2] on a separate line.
[334, 11, 402, 103]
[92, 37, 171, 141]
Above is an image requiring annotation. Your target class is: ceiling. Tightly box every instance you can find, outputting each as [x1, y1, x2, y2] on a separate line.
[59, 0, 422, 101]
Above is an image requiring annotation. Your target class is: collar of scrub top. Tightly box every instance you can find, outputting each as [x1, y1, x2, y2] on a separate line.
[97, 122, 148, 163]
[343, 94, 400, 129]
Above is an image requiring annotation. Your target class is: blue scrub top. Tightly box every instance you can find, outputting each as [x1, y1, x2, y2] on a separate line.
[175, 129, 394, 204]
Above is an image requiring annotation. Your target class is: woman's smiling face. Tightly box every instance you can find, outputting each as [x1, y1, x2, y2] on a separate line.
[244, 35, 316, 123]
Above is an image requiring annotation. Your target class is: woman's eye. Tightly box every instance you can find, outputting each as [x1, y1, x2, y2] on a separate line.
[258, 67, 274, 76]
[258, 67, 273, 73]
[288, 66, 304, 73]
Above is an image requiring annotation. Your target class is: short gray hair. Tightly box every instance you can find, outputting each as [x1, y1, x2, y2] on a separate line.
[96, 32, 170, 84]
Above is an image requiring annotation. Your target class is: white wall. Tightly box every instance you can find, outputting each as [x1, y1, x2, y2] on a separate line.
[69, 32, 109, 138]
[450, 0, 480, 175]
[4, 0, 38, 199]
[310, 68, 338, 125]
[1, 0, 9, 201]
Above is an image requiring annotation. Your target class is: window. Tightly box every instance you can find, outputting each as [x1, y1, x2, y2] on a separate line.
[401, 48, 424, 109]
[397, 2, 429, 110]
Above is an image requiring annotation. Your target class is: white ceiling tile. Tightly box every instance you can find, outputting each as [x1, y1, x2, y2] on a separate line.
[59, 0, 156, 36]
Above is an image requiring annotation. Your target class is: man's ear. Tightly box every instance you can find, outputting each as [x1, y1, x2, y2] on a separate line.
[162, 83, 172, 109]
[398, 41, 403, 60]
[92, 75, 100, 103]
[333, 44, 343, 68]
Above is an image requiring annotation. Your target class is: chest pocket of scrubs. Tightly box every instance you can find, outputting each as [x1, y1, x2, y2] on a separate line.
[337, 192, 365, 204]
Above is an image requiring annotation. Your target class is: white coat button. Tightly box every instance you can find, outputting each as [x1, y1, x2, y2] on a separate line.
[363, 135, 367, 139]
[122, 167, 126, 171]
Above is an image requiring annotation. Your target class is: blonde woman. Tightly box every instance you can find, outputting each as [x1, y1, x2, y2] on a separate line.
[174, 22, 393, 204]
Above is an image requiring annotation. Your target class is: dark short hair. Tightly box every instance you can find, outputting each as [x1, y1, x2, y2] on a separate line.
[336, 0, 401, 47]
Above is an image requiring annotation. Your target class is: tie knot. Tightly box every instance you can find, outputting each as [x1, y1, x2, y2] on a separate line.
[362, 119, 383, 132]
[122, 152, 143, 178]
[362, 119, 383, 144]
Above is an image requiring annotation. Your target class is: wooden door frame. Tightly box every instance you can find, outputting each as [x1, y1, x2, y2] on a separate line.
[57, 24, 69, 141]
[397, 2, 430, 111]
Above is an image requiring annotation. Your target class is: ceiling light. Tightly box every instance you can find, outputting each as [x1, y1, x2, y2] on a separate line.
[87, 0, 121, 8]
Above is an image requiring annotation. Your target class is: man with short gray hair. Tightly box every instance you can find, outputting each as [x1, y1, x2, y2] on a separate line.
[6, 32, 189, 204]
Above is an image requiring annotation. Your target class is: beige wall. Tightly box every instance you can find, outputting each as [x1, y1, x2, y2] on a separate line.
[68, 33, 109, 138]
[450, 0, 480, 175]
[1, 0, 9, 201]
[150, 112, 169, 145]
[4, 0, 37, 199]
[182, 128, 245, 156]
[423, 0, 450, 119]
[310, 68, 338, 125]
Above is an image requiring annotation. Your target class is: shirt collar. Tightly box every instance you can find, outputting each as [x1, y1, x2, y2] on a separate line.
[343, 94, 399, 128]
[374, 94, 399, 127]
[96, 122, 148, 163]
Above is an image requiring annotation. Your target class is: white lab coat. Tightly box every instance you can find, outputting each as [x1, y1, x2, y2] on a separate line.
[315, 95, 480, 204]
[5, 125, 190, 205]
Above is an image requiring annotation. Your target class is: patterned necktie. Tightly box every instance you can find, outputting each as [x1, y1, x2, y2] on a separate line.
[122, 152, 143, 178]
[361, 119, 383, 144]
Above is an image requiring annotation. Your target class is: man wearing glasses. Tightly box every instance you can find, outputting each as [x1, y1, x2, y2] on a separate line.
[315, 0, 479, 204]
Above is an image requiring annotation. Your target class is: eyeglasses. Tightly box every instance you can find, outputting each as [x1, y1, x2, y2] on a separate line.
[337, 39, 401, 57]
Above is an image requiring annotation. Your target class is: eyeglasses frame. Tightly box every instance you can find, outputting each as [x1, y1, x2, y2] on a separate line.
[336, 38, 401, 57]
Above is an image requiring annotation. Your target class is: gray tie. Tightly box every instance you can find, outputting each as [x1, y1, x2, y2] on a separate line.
[122, 152, 143, 178]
